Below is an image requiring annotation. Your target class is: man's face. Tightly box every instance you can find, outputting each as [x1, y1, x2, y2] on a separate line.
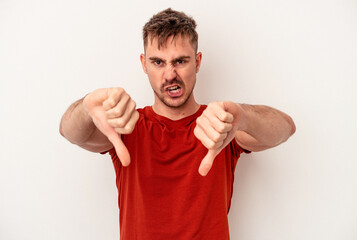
[140, 35, 202, 109]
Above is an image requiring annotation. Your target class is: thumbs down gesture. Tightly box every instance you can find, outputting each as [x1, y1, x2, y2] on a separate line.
[194, 102, 243, 176]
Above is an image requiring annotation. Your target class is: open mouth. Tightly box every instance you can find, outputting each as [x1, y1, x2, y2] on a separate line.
[165, 85, 183, 97]
[167, 85, 181, 93]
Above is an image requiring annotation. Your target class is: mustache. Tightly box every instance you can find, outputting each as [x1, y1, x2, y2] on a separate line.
[161, 78, 184, 89]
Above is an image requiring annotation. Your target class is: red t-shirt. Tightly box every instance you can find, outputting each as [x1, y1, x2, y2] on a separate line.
[107, 105, 248, 240]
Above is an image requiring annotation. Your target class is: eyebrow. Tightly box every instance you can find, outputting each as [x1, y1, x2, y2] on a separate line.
[148, 56, 191, 64]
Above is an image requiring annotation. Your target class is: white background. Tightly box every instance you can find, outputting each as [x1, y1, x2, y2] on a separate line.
[1, 0, 356, 239]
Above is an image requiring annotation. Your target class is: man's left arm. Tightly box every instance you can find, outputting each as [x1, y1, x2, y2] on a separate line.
[194, 101, 296, 176]
[234, 103, 296, 152]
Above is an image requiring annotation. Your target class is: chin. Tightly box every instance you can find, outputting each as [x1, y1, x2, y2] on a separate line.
[163, 99, 186, 108]
[154, 89, 193, 109]
[161, 94, 191, 108]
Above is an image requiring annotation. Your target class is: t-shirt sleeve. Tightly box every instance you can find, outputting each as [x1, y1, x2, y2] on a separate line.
[101, 148, 122, 176]
[229, 139, 250, 173]
[231, 139, 251, 159]
[100, 148, 116, 157]
[101, 148, 118, 161]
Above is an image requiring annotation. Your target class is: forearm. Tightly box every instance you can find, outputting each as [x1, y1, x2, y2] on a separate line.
[238, 104, 296, 147]
[59, 97, 96, 145]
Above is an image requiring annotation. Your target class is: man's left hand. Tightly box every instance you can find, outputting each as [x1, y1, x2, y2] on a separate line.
[194, 101, 243, 176]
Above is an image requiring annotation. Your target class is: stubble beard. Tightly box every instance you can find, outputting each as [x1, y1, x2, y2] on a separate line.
[154, 78, 196, 109]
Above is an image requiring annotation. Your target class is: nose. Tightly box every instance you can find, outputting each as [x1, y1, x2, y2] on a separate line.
[163, 64, 177, 81]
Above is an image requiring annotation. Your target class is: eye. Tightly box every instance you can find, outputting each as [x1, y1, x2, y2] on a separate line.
[154, 60, 162, 65]
[151, 59, 163, 66]
[174, 59, 187, 67]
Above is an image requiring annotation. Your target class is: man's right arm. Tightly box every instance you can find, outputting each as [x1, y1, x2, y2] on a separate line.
[59, 97, 113, 153]
[59, 88, 139, 166]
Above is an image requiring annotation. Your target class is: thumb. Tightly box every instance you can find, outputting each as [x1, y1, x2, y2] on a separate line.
[198, 149, 219, 176]
[107, 132, 131, 166]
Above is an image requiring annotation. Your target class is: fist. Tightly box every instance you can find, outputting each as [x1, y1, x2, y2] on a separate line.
[83, 88, 139, 166]
[102, 88, 139, 135]
[194, 102, 242, 176]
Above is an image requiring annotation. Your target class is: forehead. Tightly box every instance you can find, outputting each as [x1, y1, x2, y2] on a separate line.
[145, 35, 196, 57]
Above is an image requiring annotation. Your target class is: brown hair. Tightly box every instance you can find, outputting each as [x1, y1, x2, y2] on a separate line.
[142, 8, 198, 52]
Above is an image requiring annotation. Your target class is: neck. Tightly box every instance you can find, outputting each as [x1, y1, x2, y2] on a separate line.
[152, 95, 200, 120]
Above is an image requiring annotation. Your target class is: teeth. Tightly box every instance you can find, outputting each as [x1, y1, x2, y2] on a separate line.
[168, 86, 180, 91]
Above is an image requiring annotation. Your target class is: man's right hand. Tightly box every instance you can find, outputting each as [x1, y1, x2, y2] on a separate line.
[83, 88, 139, 166]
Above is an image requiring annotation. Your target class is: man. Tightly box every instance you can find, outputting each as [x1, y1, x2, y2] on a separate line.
[60, 8, 295, 240]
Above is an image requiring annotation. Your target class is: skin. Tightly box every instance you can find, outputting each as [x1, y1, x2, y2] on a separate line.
[60, 34, 296, 176]
[140, 35, 202, 120]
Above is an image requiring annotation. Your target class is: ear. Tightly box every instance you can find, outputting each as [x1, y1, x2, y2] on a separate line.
[195, 52, 202, 73]
[140, 54, 147, 74]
